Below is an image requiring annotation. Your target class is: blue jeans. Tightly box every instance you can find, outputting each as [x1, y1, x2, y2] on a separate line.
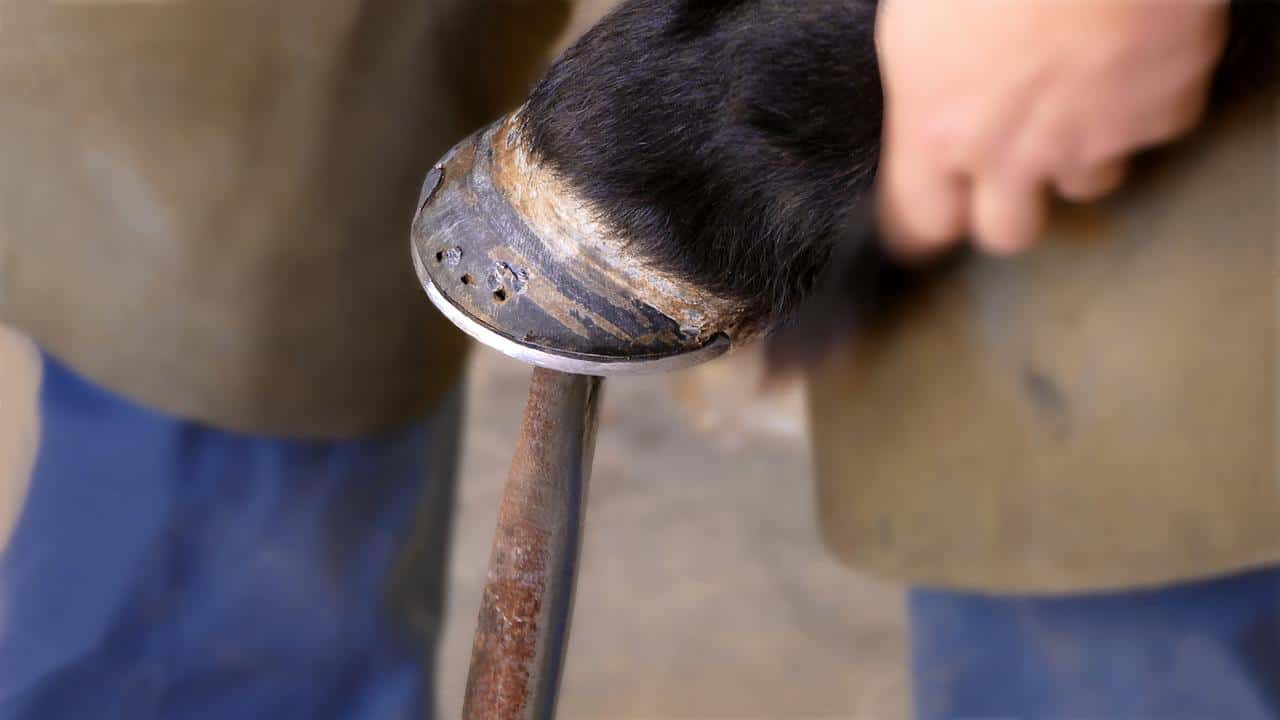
[911, 567, 1280, 720]
[0, 351, 462, 719]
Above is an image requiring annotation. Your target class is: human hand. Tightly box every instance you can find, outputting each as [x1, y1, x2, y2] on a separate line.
[875, 0, 1231, 257]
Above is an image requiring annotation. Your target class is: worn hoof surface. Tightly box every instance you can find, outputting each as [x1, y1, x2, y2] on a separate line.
[412, 111, 735, 375]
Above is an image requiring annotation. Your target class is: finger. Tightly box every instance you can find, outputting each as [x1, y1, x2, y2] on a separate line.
[970, 171, 1048, 255]
[878, 170, 968, 260]
[877, 122, 967, 257]
[1054, 157, 1129, 203]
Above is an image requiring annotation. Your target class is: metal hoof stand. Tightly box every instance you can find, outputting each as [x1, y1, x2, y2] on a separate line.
[412, 119, 733, 720]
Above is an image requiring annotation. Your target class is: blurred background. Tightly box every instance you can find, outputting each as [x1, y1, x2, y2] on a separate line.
[434, 2, 908, 717]
[3, 1, 1276, 719]
[439, 352, 907, 719]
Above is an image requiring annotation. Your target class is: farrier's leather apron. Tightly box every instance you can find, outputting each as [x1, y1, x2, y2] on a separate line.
[0, 0, 568, 438]
[810, 92, 1280, 594]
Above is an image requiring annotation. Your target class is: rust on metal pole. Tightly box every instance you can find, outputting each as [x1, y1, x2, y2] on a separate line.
[462, 368, 603, 720]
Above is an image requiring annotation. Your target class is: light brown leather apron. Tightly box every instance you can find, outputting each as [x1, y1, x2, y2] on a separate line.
[809, 93, 1280, 594]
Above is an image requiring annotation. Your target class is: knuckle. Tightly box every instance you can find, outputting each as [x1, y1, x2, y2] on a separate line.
[1009, 145, 1061, 180]
[920, 114, 982, 170]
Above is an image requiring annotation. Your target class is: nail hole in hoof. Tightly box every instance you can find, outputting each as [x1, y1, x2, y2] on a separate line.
[493, 289, 508, 303]
[460, 274, 473, 286]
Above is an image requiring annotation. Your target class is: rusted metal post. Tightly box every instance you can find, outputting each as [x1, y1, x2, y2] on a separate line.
[462, 368, 603, 720]
[413, 112, 728, 720]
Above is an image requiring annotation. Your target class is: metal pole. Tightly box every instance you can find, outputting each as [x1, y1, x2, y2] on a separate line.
[462, 368, 603, 720]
